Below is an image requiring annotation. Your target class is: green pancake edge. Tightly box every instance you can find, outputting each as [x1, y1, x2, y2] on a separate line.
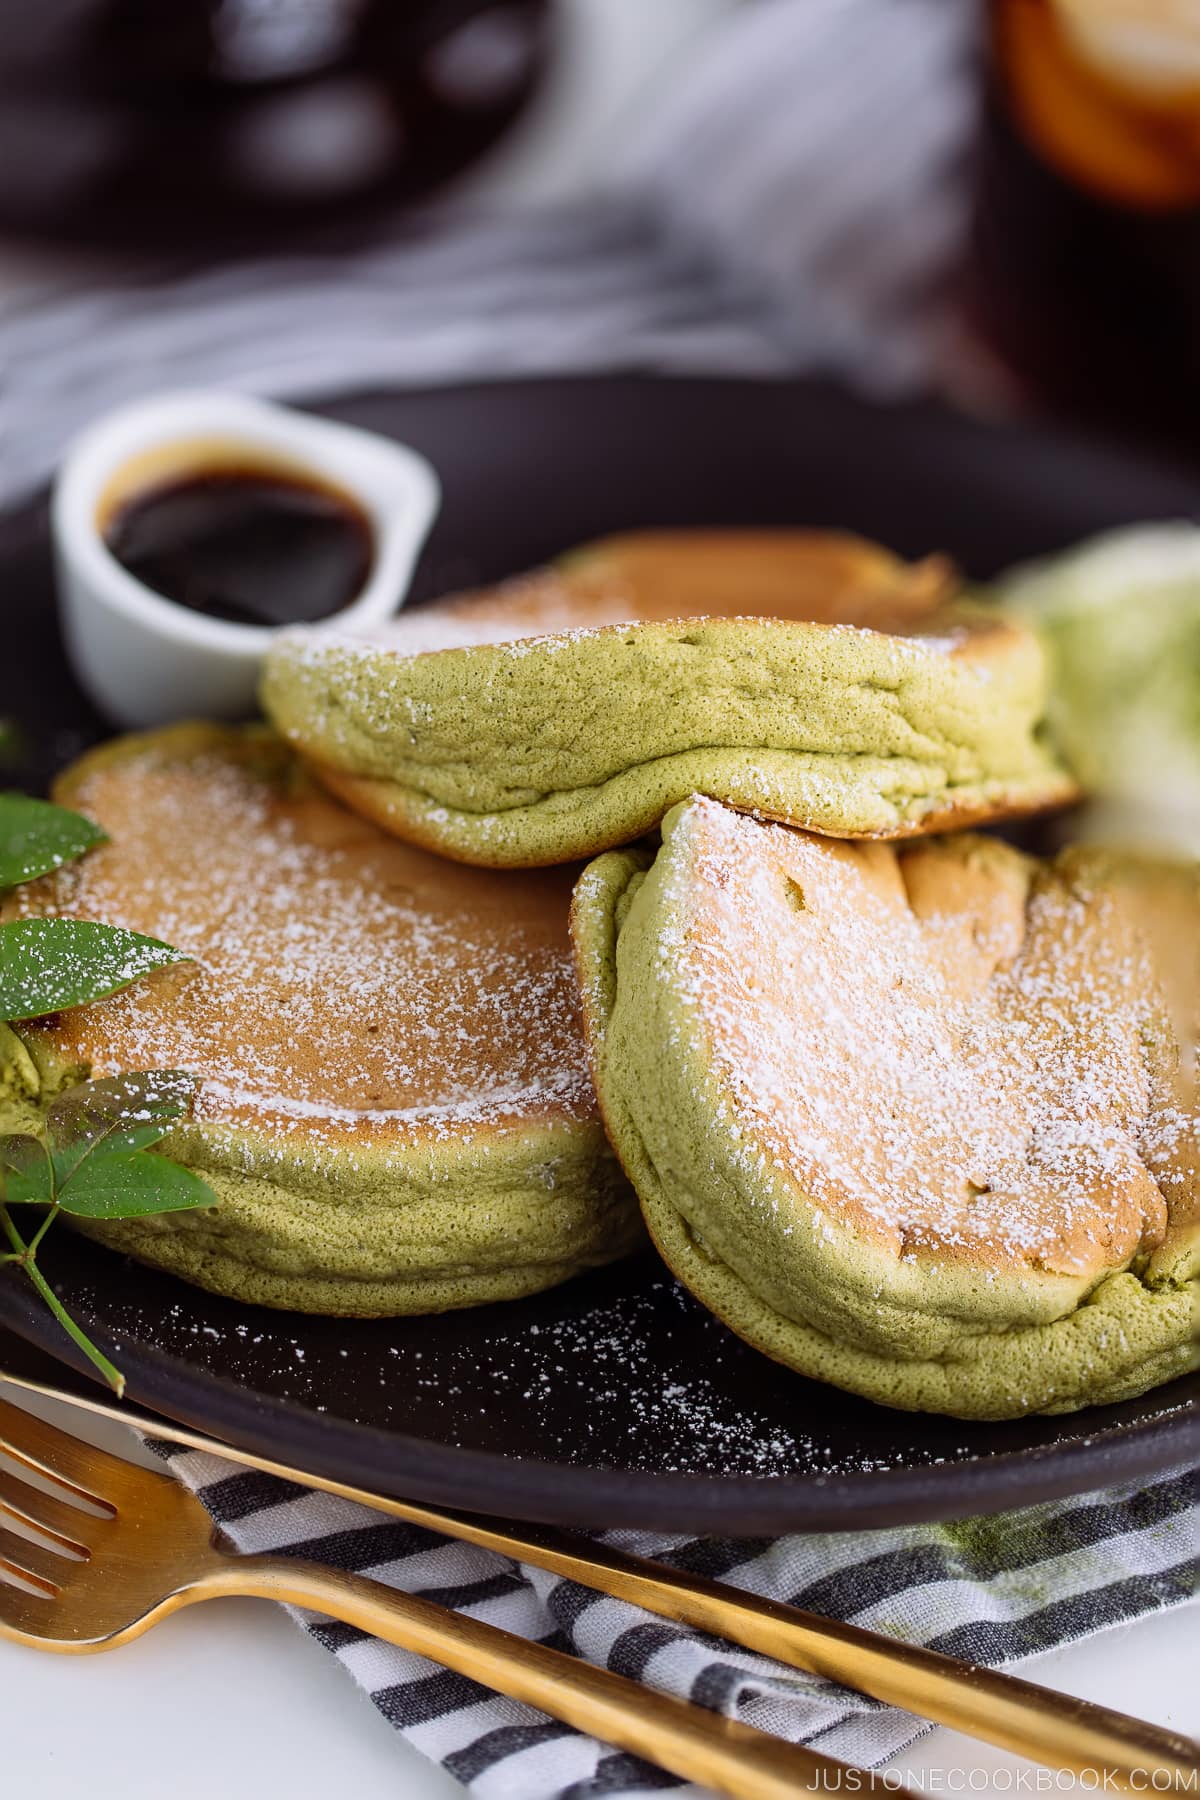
[0, 1023, 640, 1315]
[261, 610, 1076, 865]
[570, 811, 1200, 1420]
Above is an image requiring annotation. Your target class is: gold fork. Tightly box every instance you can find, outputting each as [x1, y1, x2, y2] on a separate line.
[2, 1384, 1198, 1795]
[0, 1393, 901, 1800]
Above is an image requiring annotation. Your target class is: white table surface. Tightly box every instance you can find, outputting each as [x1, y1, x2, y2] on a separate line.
[1, 2, 1197, 1792]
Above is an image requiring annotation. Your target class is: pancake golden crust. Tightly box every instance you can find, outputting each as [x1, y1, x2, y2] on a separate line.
[260, 531, 1077, 869]
[571, 797, 1200, 1419]
[0, 725, 641, 1314]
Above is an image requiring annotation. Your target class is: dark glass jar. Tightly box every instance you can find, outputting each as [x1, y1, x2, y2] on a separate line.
[0, 0, 552, 249]
[969, 0, 1200, 441]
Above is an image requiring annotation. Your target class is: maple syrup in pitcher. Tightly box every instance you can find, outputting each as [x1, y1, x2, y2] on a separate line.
[971, 0, 1200, 440]
[105, 467, 374, 628]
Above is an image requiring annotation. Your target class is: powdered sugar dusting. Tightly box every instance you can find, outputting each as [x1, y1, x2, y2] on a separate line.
[16, 745, 595, 1150]
[660, 798, 1197, 1274]
[58, 1252, 1001, 1477]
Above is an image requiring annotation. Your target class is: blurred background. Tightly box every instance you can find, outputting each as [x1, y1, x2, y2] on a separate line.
[5, 0, 1200, 491]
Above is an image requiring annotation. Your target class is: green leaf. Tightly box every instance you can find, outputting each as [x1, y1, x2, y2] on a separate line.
[0, 918, 187, 1020]
[53, 1148, 215, 1221]
[0, 1200, 126, 1394]
[0, 1132, 53, 1203]
[0, 722, 27, 771]
[0, 794, 106, 887]
[47, 1070, 199, 1187]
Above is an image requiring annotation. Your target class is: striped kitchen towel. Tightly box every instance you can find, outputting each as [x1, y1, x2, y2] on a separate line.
[152, 1444, 1197, 1799]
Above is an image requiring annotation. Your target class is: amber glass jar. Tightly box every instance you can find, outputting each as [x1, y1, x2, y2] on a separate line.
[971, 0, 1200, 436]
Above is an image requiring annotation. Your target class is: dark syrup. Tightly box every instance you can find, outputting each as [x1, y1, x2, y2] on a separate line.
[104, 468, 375, 628]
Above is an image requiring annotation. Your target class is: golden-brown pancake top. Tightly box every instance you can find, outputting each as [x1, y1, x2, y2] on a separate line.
[355, 530, 978, 655]
[12, 730, 593, 1150]
[668, 797, 1196, 1279]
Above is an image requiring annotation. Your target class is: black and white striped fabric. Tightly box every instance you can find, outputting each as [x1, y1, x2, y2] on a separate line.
[5, 0, 1195, 1792]
[152, 1444, 1196, 1799]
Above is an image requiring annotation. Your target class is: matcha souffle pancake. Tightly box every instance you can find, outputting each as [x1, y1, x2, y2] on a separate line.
[0, 726, 639, 1314]
[572, 797, 1200, 1419]
[261, 530, 1075, 868]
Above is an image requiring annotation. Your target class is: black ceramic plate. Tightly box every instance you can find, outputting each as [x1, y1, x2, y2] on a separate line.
[0, 377, 1196, 1532]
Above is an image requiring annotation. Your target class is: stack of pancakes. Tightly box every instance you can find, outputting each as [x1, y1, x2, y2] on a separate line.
[9, 531, 1197, 1419]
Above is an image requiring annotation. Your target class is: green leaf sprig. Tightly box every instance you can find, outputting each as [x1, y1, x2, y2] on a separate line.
[0, 792, 106, 886]
[0, 791, 217, 1394]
